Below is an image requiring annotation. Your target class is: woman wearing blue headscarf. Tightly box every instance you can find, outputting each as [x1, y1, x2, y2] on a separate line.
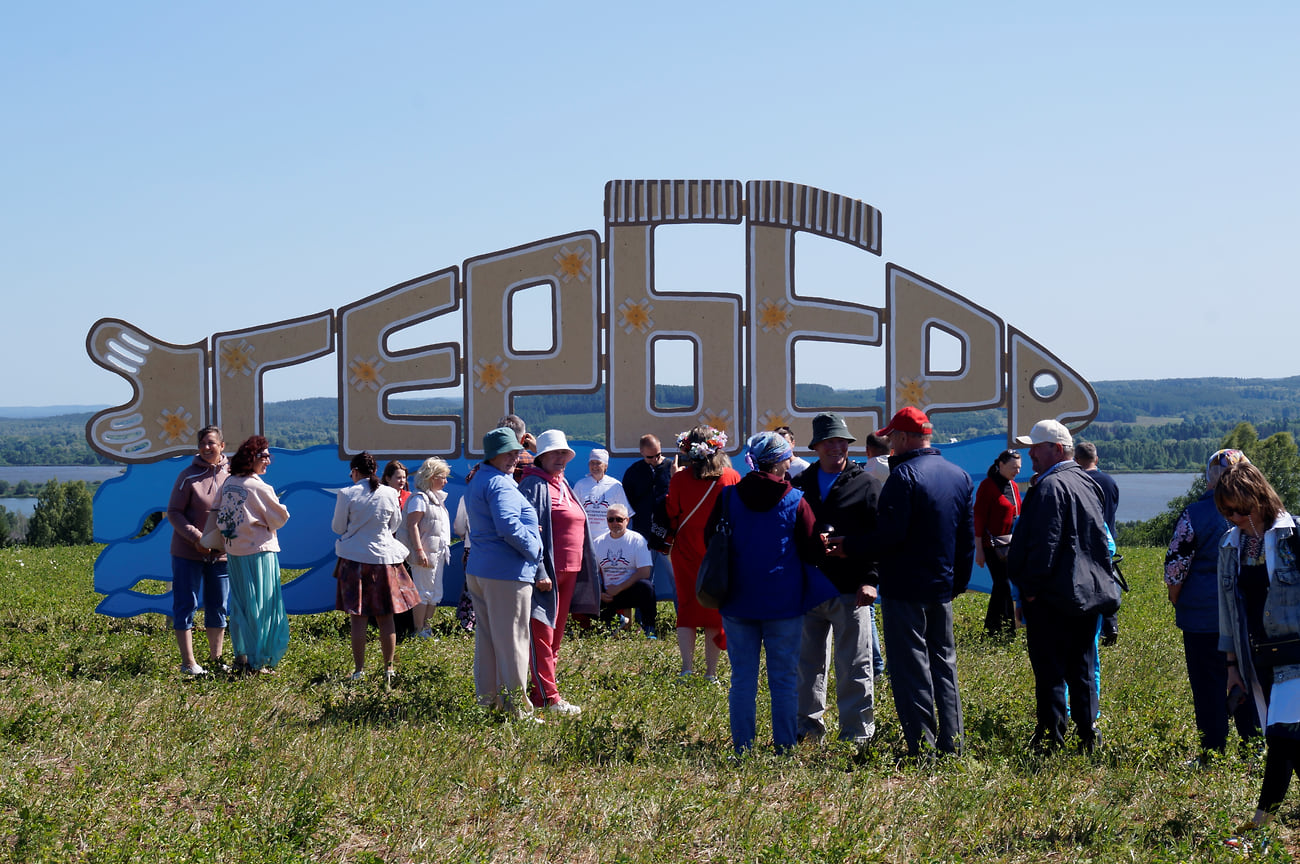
[703, 431, 836, 754]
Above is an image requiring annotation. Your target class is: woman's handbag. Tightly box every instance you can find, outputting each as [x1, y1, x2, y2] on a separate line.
[988, 533, 1013, 561]
[695, 488, 733, 610]
[1251, 634, 1300, 669]
[200, 509, 225, 554]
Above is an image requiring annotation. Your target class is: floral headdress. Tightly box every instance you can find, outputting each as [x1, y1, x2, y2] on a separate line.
[677, 427, 727, 461]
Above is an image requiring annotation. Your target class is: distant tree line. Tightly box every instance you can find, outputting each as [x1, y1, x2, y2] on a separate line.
[0, 413, 113, 466]
[0, 480, 41, 497]
[6, 376, 1300, 470]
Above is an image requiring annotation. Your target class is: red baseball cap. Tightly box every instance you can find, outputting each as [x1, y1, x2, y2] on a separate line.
[876, 406, 933, 437]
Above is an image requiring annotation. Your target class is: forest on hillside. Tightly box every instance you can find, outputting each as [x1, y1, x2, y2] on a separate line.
[3, 376, 1298, 470]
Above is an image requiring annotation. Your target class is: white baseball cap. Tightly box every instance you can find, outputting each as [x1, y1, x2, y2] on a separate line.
[1014, 419, 1074, 448]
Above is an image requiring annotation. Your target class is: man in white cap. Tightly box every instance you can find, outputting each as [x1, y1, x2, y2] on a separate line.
[1007, 418, 1119, 753]
[573, 448, 633, 538]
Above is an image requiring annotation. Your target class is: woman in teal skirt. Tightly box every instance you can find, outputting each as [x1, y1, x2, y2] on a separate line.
[215, 435, 291, 674]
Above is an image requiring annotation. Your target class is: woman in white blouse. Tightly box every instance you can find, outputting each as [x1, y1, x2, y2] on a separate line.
[332, 451, 420, 685]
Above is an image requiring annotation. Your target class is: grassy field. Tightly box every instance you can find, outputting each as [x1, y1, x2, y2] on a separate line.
[0, 546, 1293, 863]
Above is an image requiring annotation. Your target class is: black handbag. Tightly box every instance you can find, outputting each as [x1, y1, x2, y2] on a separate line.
[1251, 635, 1300, 669]
[1246, 520, 1300, 668]
[695, 489, 733, 610]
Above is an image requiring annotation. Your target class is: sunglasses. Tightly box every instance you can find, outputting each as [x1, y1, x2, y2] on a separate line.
[1222, 506, 1252, 518]
[606, 516, 627, 523]
[257, 452, 272, 460]
[642, 452, 661, 460]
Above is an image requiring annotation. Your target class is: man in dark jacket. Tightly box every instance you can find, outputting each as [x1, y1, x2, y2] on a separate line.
[622, 433, 677, 599]
[1007, 419, 1119, 753]
[1076, 440, 1121, 645]
[874, 407, 974, 756]
[792, 412, 883, 745]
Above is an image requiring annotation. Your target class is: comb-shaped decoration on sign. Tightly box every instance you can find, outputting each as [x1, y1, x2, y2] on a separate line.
[745, 180, 884, 444]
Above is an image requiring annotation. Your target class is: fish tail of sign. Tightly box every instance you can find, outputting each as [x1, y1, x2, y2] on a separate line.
[86, 319, 209, 462]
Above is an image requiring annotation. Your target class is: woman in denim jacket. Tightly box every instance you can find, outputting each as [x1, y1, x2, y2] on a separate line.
[1216, 461, 1300, 841]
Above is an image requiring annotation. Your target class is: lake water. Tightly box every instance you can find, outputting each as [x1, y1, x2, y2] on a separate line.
[0, 464, 1201, 522]
[0, 465, 125, 516]
[1113, 472, 1199, 523]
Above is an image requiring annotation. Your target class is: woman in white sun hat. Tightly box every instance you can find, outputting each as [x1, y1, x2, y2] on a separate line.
[517, 429, 601, 715]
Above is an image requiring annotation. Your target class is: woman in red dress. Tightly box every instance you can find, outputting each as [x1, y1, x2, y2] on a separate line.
[666, 425, 740, 681]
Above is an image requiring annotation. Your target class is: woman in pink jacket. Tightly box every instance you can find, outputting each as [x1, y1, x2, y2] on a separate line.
[215, 435, 291, 674]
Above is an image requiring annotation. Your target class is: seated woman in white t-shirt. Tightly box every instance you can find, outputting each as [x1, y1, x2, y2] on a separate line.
[593, 503, 658, 638]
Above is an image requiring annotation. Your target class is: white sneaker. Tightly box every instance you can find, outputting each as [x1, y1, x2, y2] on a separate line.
[181, 663, 207, 676]
[416, 627, 434, 639]
[348, 670, 365, 682]
[547, 699, 582, 716]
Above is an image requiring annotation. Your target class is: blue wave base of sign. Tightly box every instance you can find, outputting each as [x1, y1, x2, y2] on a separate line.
[92, 437, 1014, 618]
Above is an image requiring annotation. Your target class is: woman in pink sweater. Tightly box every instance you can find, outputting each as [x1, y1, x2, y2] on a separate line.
[215, 435, 291, 674]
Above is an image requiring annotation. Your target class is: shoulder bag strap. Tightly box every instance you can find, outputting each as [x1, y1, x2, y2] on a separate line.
[678, 480, 718, 530]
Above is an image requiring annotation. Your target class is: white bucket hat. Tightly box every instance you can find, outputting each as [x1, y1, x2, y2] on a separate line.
[533, 429, 575, 460]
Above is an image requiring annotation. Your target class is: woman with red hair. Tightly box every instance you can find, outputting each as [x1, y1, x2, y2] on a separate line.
[214, 435, 290, 674]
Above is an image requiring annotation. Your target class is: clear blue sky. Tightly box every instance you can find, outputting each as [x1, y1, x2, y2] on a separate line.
[3, 2, 1296, 408]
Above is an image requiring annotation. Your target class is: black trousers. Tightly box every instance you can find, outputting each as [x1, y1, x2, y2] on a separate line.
[1183, 630, 1260, 752]
[983, 551, 1015, 635]
[599, 580, 658, 634]
[1024, 603, 1099, 749]
[1261, 732, 1300, 815]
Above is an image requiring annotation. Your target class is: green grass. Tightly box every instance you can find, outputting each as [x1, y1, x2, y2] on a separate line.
[0, 546, 1293, 862]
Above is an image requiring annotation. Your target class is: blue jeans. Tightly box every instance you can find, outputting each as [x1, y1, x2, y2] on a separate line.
[651, 550, 675, 601]
[870, 604, 885, 678]
[722, 615, 802, 754]
[171, 555, 229, 631]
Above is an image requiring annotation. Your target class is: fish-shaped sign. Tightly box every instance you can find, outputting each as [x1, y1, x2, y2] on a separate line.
[86, 179, 1096, 617]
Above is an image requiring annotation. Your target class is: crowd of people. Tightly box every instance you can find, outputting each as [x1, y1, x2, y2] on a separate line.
[164, 408, 1300, 838]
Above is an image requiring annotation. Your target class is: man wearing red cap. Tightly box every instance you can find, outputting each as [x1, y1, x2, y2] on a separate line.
[873, 406, 974, 757]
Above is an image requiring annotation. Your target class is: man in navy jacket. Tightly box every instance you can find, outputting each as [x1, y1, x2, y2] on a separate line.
[874, 407, 974, 757]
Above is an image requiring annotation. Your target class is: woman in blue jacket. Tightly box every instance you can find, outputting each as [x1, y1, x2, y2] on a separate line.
[1164, 449, 1259, 763]
[464, 428, 545, 719]
[705, 431, 835, 754]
